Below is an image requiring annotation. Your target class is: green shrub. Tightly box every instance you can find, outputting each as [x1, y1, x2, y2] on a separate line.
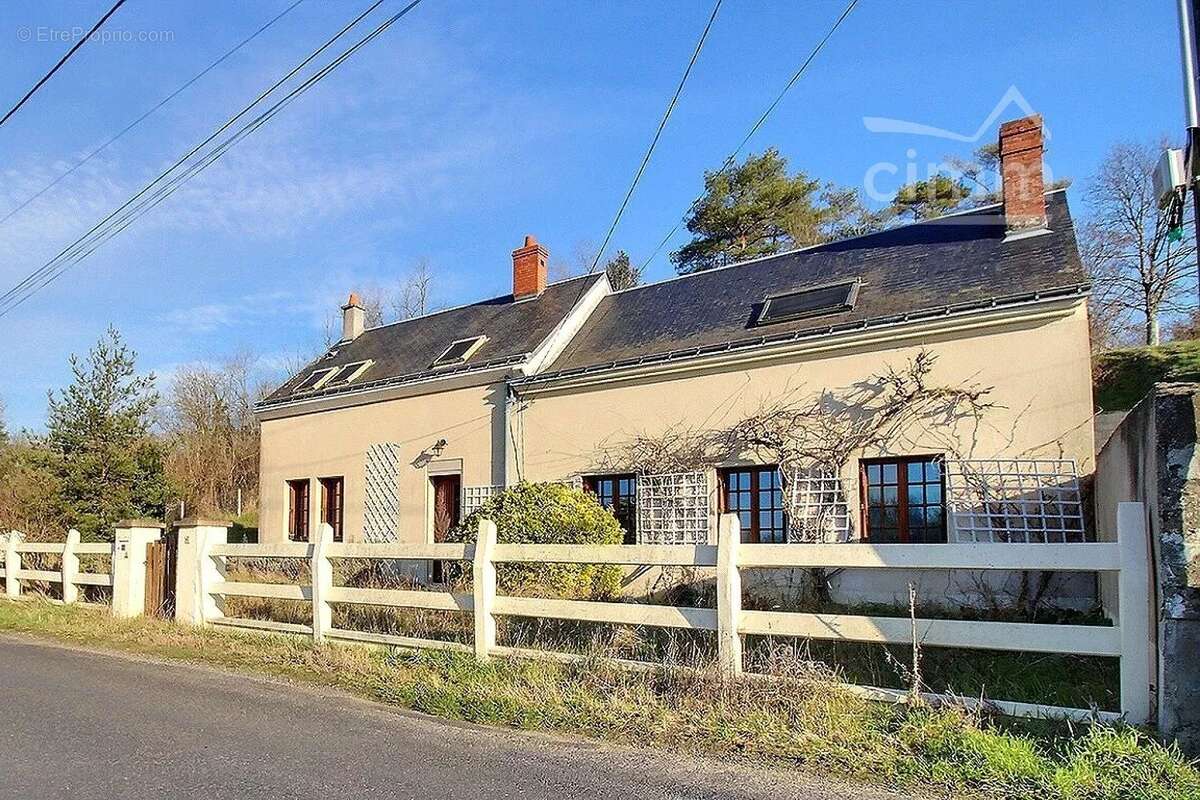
[447, 481, 624, 599]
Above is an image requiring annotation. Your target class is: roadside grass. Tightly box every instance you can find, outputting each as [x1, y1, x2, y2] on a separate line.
[1, 599, 1195, 800]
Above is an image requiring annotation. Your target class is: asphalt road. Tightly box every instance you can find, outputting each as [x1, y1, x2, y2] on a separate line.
[0, 636, 896, 800]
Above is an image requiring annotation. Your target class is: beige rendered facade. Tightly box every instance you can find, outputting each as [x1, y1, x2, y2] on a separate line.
[257, 295, 1095, 545]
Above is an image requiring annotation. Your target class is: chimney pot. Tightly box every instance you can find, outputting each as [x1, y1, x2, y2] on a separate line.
[998, 114, 1047, 232]
[341, 292, 365, 341]
[512, 235, 548, 299]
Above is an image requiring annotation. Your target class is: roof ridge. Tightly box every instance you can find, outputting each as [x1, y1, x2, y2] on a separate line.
[353, 272, 599, 337]
[607, 188, 1068, 297]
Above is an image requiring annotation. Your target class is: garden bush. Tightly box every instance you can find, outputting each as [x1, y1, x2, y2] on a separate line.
[446, 481, 624, 599]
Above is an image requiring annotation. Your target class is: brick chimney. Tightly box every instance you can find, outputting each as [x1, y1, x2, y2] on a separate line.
[512, 235, 548, 300]
[341, 292, 364, 341]
[998, 115, 1047, 232]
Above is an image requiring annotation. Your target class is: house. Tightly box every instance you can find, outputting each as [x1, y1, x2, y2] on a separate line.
[255, 116, 1096, 597]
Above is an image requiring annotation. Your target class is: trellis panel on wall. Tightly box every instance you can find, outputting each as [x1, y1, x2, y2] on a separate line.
[785, 468, 853, 543]
[363, 443, 402, 543]
[636, 471, 709, 545]
[943, 459, 1086, 543]
[463, 485, 504, 517]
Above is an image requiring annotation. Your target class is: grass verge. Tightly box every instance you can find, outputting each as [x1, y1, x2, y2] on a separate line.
[1, 599, 1195, 800]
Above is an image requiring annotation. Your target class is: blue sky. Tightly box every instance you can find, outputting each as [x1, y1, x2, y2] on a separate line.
[0, 0, 1185, 431]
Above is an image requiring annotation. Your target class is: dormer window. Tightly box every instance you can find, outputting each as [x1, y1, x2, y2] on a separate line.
[432, 336, 488, 368]
[756, 280, 859, 326]
[293, 367, 338, 393]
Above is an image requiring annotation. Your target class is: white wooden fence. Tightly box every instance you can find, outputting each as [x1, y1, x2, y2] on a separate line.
[174, 503, 1154, 725]
[1, 530, 114, 604]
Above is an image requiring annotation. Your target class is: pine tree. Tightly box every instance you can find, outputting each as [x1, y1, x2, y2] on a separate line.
[604, 250, 641, 290]
[46, 327, 169, 539]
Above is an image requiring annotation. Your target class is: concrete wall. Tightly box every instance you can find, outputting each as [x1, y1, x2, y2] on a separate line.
[1094, 382, 1200, 751]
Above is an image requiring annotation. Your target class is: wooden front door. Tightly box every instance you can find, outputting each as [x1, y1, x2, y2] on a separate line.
[430, 475, 461, 583]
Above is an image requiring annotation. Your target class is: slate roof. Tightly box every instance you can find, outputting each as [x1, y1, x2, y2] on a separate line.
[526, 190, 1088, 382]
[260, 273, 603, 406]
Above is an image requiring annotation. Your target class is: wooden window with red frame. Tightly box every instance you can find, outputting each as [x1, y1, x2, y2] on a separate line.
[720, 465, 787, 543]
[860, 456, 946, 543]
[287, 479, 310, 542]
[319, 476, 344, 542]
[583, 474, 637, 544]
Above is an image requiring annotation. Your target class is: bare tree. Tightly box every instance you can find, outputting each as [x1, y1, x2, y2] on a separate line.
[1082, 141, 1197, 345]
[162, 353, 264, 517]
[395, 258, 434, 320]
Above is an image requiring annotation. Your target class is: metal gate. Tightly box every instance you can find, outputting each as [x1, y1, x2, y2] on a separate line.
[144, 533, 177, 618]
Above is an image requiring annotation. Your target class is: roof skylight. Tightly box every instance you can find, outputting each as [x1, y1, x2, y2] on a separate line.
[293, 367, 339, 393]
[756, 280, 860, 326]
[432, 336, 488, 368]
[322, 360, 373, 388]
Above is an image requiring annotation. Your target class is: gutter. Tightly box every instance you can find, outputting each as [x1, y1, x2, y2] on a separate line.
[254, 358, 526, 420]
[511, 285, 1089, 396]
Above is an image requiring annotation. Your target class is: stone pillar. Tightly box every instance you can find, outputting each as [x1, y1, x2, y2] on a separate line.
[112, 520, 163, 618]
[174, 519, 230, 626]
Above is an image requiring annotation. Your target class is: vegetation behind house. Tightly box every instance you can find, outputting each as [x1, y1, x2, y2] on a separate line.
[1093, 339, 1200, 412]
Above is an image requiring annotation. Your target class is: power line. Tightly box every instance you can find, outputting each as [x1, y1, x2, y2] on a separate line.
[583, 0, 723, 279]
[637, 0, 860, 274]
[0, 0, 307, 228]
[0, 0, 129, 129]
[0, 0, 422, 318]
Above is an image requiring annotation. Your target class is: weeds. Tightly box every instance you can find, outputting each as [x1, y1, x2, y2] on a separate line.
[0, 599, 1194, 800]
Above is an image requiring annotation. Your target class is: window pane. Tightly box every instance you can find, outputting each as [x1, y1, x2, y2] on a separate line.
[926, 483, 942, 504]
[908, 485, 924, 505]
[868, 487, 881, 504]
[909, 507, 925, 528]
[867, 464, 881, 482]
[925, 462, 941, 481]
[907, 461, 925, 482]
[882, 487, 898, 505]
[882, 463, 897, 482]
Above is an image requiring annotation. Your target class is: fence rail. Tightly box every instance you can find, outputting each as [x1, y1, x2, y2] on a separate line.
[1, 530, 115, 605]
[177, 504, 1153, 725]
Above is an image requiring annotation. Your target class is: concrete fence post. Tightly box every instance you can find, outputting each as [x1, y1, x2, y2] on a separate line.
[473, 518, 498, 661]
[1117, 501, 1153, 725]
[5, 531, 24, 599]
[311, 523, 334, 643]
[716, 513, 743, 676]
[111, 520, 164, 618]
[174, 519, 229, 625]
[61, 529, 81, 605]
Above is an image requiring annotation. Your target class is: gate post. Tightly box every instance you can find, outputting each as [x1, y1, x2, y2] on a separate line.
[473, 519, 497, 661]
[61, 529, 80, 605]
[1117, 501, 1153, 725]
[311, 523, 334, 643]
[112, 520, 163, 618]
[174, 519, 229, 626]
[716, 513, 743, 676]
[5, 531, 24, 599]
